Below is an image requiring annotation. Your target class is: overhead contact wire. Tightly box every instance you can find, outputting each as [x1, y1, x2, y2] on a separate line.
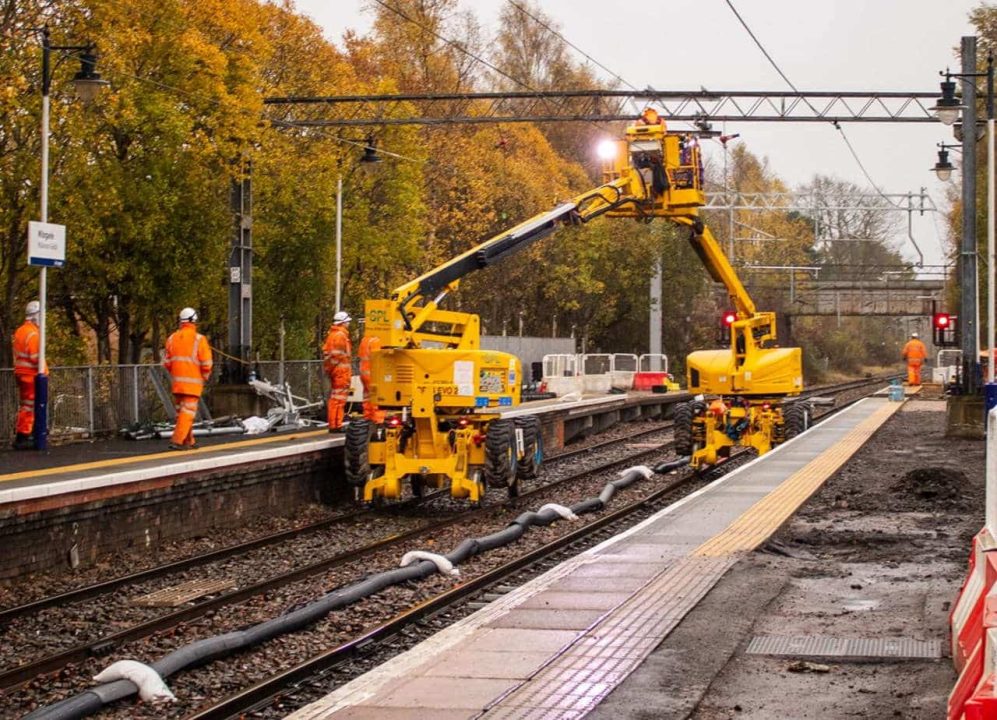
[722, 0, 901, 209]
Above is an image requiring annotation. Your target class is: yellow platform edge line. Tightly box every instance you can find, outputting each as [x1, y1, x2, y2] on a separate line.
[0, 429, 328, 484]
[694, 401, 899, 558]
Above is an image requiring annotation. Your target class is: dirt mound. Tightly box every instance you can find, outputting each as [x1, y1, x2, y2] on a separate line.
[892, 467, 969, 507]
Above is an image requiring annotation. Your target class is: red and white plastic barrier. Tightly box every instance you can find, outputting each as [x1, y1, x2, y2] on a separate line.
[948, 407, 997, 719]
[948, 529, 997, 719]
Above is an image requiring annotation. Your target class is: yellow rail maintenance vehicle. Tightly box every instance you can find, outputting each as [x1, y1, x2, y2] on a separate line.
[347, 108, 803, 503]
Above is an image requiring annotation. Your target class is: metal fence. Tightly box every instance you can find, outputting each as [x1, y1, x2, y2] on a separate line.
[0, 360, 327, 445]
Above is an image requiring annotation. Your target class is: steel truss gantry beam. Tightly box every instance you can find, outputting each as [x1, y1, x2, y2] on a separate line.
[263, 90, 939, 127]
[702, 191, 937, 212]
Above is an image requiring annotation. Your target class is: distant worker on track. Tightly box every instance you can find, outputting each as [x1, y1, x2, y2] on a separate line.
[358, 328, 385, 423]
[162, 307, 213, 451]
[323, 311, 353, 432]
[902, 331, 928, 386]
[11, 300, 45, 450]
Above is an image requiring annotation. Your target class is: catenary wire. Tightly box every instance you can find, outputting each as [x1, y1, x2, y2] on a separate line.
[722, 0, 902, 210]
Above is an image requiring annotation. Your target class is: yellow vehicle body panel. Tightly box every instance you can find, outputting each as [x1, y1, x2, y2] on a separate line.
[371, 347, 521, 415]
[686, 346, 803, 397]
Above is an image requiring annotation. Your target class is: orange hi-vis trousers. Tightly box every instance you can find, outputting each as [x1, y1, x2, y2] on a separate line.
[327, 372, 350, 430]
[172, 394, 199, 446]
[907, 360, 924, 386]
[15, 376, 34, 435]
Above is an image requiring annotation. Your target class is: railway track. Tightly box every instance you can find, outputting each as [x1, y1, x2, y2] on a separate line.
[0, 425, 677, 694]
[7, 376, 893, 718]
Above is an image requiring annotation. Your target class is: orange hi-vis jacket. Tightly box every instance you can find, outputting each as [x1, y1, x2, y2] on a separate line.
[13, 320, 47, 378]
[322, 325, 353, 385]
[163, 323, 213, 397]
[359, 334, 381, 389]
[902, 338, 928, 364]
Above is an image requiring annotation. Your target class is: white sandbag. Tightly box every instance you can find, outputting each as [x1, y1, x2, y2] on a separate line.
[241, 416, 271, 434]
[538, 503, 579, 521]
[558, 390, 583, 403]
[619, 465, 654, 479]
[400, 550, 460, 577]
[93, 660, 176, 703]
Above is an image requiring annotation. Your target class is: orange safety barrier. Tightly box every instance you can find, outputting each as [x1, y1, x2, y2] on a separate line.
[948, 528, 997, 720]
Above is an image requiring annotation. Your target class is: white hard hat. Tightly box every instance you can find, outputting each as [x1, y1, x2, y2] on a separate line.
[333, 311, 351, 325]
[25, 300, 40, 318]
[179, 307, 198, 323]
[911, 332, 919, 338]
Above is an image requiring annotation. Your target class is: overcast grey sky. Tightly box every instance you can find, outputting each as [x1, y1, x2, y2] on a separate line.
[294, 0, 985, 269]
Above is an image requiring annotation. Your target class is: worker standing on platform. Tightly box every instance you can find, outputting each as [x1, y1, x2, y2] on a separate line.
[162, 307, 213, 450]
[323, 311, 352, 432]
[358, 328, 385, 423]
[901, 331, 928, 386]
[11, 300, 45, 450]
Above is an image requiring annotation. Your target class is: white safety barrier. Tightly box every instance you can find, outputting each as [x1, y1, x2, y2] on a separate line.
[581, 353, 613, 394]
[934, 349, 962, 385]
[541, 353, 583, 397]
[610, 353, 638, 391]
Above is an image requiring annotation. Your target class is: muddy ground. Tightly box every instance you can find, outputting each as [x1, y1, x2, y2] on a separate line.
[589, 397, 985, 720]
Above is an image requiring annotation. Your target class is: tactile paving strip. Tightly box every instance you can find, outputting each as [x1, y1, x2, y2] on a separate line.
[694, 401, 899, 558]
[746, 635, 942, 660]
[480, 556, 736, 718]
[482, 401, 901, 718]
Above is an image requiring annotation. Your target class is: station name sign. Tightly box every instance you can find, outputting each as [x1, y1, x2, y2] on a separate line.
[28, 221, 66, 268]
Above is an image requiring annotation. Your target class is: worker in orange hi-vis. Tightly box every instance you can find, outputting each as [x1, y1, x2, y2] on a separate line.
[162, 307, 213, 450]
[323, 311, 353, 432]
[358, 330, 385, 423]
[11, 300, 46, 450]
[901, 331, 928, 386]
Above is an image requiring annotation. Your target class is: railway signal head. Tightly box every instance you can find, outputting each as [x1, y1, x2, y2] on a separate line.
[932, 311, 959, 347]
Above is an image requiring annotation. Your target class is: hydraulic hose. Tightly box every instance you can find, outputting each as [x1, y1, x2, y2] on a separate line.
[25, 463, 668, 720]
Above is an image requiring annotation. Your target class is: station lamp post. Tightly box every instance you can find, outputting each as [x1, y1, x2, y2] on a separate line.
[335, 135, 382, 313]
[931, 43, 993, 398]
[932, 144, 956, 182]
[33, 26, 109, 449]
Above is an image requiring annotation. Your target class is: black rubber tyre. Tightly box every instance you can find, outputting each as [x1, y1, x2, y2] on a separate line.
[783, 403, 808, 441]
[673, 402, 694, 457]
[344, 419, 372, 487]
[484, 419, 516, 489]
[514, 416, 542, 481]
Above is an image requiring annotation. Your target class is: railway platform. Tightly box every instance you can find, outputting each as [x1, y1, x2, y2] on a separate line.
[287, 395, 907, 720]
[0, 391, 684, 581]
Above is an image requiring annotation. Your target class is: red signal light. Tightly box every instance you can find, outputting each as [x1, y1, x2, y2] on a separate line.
[933, 312, 951, 329]
[722, 311, 737, 327]
[387, 416, 403, 428]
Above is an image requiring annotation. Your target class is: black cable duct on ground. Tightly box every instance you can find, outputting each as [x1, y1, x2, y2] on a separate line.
[25, 458, 688, 720]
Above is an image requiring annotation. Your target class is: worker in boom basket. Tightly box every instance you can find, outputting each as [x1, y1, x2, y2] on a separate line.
[11, 300, 46, 450]
[162, 307, 213, 450]
[322, 311, 352, 432]
[901, 331, 928, 386]
[358, 325, 385, 423]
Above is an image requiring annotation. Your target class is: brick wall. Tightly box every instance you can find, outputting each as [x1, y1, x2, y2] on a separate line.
[0, 448, 345, 582]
